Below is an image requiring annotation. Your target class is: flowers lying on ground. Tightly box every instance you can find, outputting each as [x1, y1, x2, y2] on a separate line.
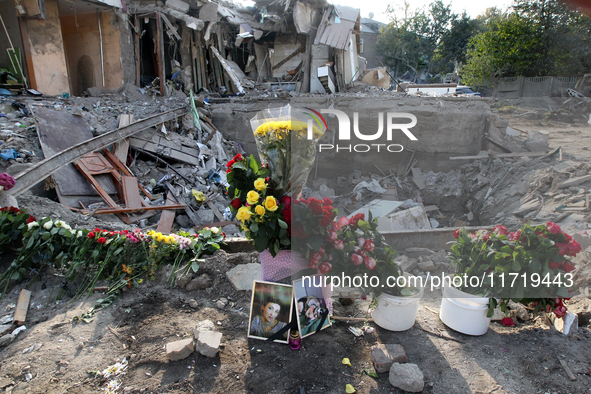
[451, 222, 580, 320]
[0, 208, 226, 301]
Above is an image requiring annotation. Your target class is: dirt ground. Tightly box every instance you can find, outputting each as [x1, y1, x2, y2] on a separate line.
[0, 107, 591, 394]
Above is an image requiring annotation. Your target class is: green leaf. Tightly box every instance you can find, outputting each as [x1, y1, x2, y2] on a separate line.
[277, 219, 288, 229]
[250, 223, 259, 232]
[26, 235, 35, 249]
[191, 261, 200, 273]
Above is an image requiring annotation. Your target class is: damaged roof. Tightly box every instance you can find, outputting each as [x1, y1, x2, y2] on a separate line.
[314, 4, 360, 50]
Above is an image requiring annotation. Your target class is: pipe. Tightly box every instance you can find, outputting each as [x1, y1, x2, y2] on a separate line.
[97, 10, 105, 87]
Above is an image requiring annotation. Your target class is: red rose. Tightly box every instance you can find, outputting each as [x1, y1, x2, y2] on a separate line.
[280, 196, 291, 206]
[545, 222, 561, 235]
[507, 230, 521, 241]
[554, 305, 567, 318]
[501, 317, 515, 327]
[562, 262, 575, 272]
[453, 228, 460, 239]
[226, 159, 235, 168]
[282, 205, 292, 225]
[233, 153, 244, 162]
[26, 216, 36, 224]
[309, 201, 322, 216]
[231, 198, 242, 209]
[319, 212, 332, 227]
[362, 239, 375, 252]
[9, 207, 19, 214]
[333, 239, 344, 250]
[322, 197, 333, 206]
[350, 213, 364, 228]
[97, 237, 107, 244]
[318, 261, 332, 274]
[88, 232, 96, 239]
[351, 253, 363, 265]
[549, 261, 562, 270]
[364, 256, 376, 270]
[338, 216, 351, 227]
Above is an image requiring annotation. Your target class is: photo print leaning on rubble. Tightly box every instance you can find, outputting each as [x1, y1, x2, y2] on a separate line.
[248, 281, 293, 343]
[293, 275, 331, 338]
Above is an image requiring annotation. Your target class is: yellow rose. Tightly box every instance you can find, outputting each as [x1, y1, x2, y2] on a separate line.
[254, 178, 267, 191]
[255, 205, 265, 216]
[236, 207, 252, 221]
[264, 196, 278, 211]
[246, 190, 260, 205]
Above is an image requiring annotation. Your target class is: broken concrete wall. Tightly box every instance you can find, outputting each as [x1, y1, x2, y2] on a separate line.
[61, 11, 124, 96]
[21, 0, 70, 95]
[271, 35, 303, 78]
[212, 97, 491, 175]
[116, 11, 136, 86]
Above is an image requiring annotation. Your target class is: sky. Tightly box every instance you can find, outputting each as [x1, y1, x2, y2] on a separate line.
[334, 0, 515, 23]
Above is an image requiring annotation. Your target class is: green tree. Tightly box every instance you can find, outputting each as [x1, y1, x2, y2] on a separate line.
[461, 13, 543, 85]
[432, 13, 482, 75]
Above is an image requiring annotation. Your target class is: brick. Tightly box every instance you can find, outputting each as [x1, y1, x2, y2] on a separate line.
[166, 338, 194, 361]
[370, 344, 407, 373]
[196, 331, 222, 358]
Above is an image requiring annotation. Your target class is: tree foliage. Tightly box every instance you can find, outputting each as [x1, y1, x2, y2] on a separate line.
[376, 0, 591, 85]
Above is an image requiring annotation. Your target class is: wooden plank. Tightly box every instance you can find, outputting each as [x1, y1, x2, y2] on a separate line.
[122, 176, 143, 209]
[557, 175, 591, 189]
[156, 191, 178, 234]
[156, 13, 166, 96]
[14, 289, 32, 326]
[210, 46, 245, 94]
[114, 114, 134, 164]
[102, 149, 153, 200]
[81, 204, 185, 215]
[206, 200, 224, 221]
[74, 160, 121, 209]
[449, 151, 549, 160]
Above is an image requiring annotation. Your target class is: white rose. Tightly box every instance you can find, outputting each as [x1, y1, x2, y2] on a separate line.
[211, 227, 219, 234]
[43, 221, 53, 230]
[77, 230, 83, 237]
[27, 222, 39, 230]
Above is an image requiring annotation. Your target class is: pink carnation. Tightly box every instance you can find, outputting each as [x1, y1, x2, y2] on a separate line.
[0, 173, 16, 191]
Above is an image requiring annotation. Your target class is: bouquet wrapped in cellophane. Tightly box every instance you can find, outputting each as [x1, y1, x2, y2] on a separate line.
[250, 105, 325, 198]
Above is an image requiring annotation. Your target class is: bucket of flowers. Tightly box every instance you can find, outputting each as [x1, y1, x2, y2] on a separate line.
[442, 222, 580, 335]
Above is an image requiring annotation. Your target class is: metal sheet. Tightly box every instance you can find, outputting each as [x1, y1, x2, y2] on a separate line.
[34, 106, 117, 196]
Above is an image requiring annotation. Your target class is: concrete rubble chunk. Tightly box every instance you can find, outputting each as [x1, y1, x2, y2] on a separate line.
[370, 344, 407, 373]
[165, 0, 190, 13]
[188, 299, 199, 309]
[166, 338, 194, 361]
[417, 256, 435, 272]
[404, 247, 435, 258]
[226, 263, 261, 291]
[389, 362, 424, 393]
[194, 320, 216, 339]
[0, 334, 15, 347]
[186, 274, 212, 291]
[196, 331, 222, 358]
[549, 312, 579, 336]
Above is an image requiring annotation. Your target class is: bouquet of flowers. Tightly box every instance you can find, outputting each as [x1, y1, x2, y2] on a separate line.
[250, 105, 325, 198]
[450, 222, 581, 320]
[226, 153, 291, 256]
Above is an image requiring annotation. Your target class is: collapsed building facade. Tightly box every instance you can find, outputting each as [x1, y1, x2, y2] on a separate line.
[1, 0, 369, 97]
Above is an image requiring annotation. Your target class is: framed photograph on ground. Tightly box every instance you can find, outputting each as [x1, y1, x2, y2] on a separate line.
[293, 275, 331, 338]
[248, 280, 293, 343]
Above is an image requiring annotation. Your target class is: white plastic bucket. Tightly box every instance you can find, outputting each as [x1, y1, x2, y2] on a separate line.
[439, 284, 491, 336]
[371, 286, 424, 331]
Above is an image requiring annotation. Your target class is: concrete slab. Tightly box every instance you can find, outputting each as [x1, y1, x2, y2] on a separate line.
[226, 263, 261, 291]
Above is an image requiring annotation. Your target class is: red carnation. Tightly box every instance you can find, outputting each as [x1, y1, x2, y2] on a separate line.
[233, 153, 244, 162]
[97, 237, 107, 244]
[453, 228, 460, 239]
[226, 159, 235, 168]
[231, 198, 242, 209]
[493, 225, 508, 236]
[88, 232, 96, 239]
[501, 317, 515, 327]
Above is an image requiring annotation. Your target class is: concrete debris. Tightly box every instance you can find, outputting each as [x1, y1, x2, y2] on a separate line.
[226, 263, 262, 291]
[166, 338, 194, 361]
[194, 320, 216, 338]
[195, 331, 222, 358]
[389, 363, 424, 393]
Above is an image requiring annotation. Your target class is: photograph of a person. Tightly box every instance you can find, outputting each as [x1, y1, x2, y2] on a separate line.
[248, 281, 293, 343]
[293, 276, 331, 338]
